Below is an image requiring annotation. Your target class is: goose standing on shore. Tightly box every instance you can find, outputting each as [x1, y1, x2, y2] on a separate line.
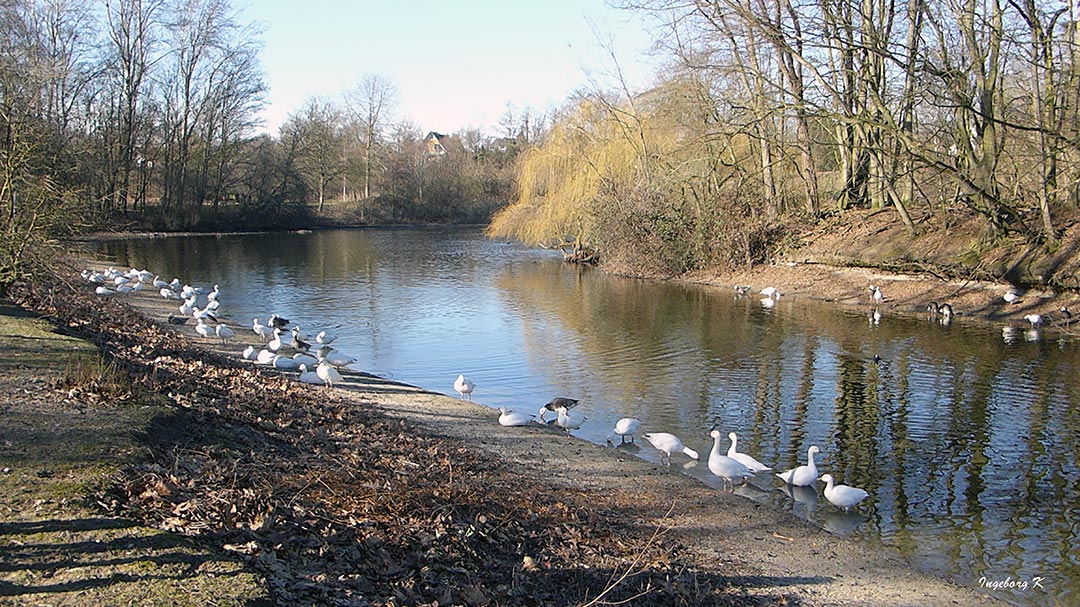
[554, 405, 586, 431]
[642, 432, 699, 465]
[297, 364, 323, 385]
[317, 361, 343, 388]
[215, 323, 235, 345]
[708, 430, 754, 491]
[454, 374, 475, 400]
[776, 445, 821, 486]
[252, 317, 273, 340]
[608, 417, 641, 444]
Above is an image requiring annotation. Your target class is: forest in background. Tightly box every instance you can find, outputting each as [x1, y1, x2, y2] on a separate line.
[4, 0, 1080, 291]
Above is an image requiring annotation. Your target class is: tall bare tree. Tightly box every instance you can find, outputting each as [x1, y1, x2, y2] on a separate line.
[344, 74, 396, 201]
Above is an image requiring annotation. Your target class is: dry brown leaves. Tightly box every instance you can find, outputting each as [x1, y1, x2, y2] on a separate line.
[13, 278, 783, 607]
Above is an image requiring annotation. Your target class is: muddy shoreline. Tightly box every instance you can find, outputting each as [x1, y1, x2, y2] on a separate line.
[67, 254, 1006, 606]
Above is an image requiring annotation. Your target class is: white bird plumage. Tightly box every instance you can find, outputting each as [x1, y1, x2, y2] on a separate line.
[454, 374, 475, 400]
[316, 361, 343, 388]
[609, 417, 641, 444]
[497, 407, 534, 427]
[252, 317, 274, 340]
[776, 445, 821, 486]
[315, 330, 337, 345]
[215, 323, 235, 344]
[297, 364, 323, 385]
[726, 432, 772, 472]
[554, 405, 586, 430]
[642, 432, 699, 465]
[820, 474, 869, 511]
[708, 430, 754, 491]
[194, 318, 213, 340]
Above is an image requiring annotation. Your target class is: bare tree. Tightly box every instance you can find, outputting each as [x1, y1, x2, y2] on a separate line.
[344, 74, 396, 201]
[283, 97, 345, 212]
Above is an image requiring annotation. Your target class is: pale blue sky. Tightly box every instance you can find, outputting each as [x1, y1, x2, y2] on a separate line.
[238, 1, 660, 136]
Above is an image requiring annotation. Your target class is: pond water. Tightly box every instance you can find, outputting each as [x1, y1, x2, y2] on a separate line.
[98, 227, 1078, 606]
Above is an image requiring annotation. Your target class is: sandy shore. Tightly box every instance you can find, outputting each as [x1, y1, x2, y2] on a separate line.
[100, 266, 1004, 607]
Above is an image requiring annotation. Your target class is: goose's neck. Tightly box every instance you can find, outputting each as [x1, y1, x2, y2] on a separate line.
[710, 434, 723, 458]
[807, 448, 817, 467]
[727, 435, 738, 457]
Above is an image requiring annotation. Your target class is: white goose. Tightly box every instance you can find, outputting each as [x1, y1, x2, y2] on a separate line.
[255, 349, 276, 365]
[642, 432, 699, 465]
[292, 352, 319, 368]
[727, 432, 772, 472]
[267, 328, 285, 352]
[241, 345, 258, 360]
[608, 418, 641, 444]
[708, 430, 754, 491]
[194, 318, 213, 340]
[453, 374, 475, 400]
[498, 407, 534, 427]
[297, 364, 323, 385]
[554, 405, 586, 431]
[272, 354, 300, 370]
[820, 474, 869, 511]
[776, 445, 821, 486]
[315, 330, 337, 345]
[252, 317, 274, 341]
[215, 324, 235, 344]
[316, 361, 343, 388]
[538, 397, 579, 422]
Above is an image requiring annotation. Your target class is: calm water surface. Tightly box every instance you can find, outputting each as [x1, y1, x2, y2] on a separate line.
[99, 228, 1079, 606]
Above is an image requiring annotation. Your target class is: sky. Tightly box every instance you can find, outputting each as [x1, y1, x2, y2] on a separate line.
[237, 0, 662, 137]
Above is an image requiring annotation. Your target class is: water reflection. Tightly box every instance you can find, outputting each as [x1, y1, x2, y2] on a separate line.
[99, 228, 1079, 606]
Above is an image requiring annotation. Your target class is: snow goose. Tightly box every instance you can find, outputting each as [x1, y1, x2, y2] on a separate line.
[316, 361, 343, 388]
[194, 318, 213, 340]
[315, 330, 337, 345]
[820, 474, 869, 511]
[206, 284, 220, 302]
[241, 345, 258, 360]
[292, 352, 319, 368]
[554, 406, 586, 431]
[1003, 291, 1020, 304]
[178, 298, 195, 317]
[268, 314, 290, 330]
[252, 317, 273, 340]
[297, 364, 323, 385]
[290, 328, 311, 352]
[256, 349, 276, 365]
[776, 445, 821, 486]
[160, 287, 179, 300]
[272, 354, 300, 370]
[318, 349, 358, 368]
[608, 418, 641, 444]
[1024, 313, 1043, 328]
[726, 432, 772, 472]
[94, 286, 115, 296]
[642, 432, 699, 465]
[498, 407, 534, 427]
[869, 285, 884, 305]
[453, 374, 475, 400]
[538, 397, 579, 422]
[708, 430, 754, 491]
[267, 328, 285, 352]
[153, 276, 169, 289]
[215, 323, 235, 344]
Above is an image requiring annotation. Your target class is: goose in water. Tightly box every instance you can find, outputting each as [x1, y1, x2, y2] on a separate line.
[726, 432, 772, 472]
[297, 364, 323, 385]
[454, 374, 475, 400]
[869, 284, 884, 305]
[316, 361, 343, 388]
[215, 323, 235, 344]
[554, 405, 586, 431]
[708, 430, 754, 491]
[608, 417, 641, 444]
[538, 397, 579, 422]
[1024, 313, 1043, 328]
[820, 474, 869, 511]
[642, 432, 699, 465]
[498, 407, 534, 427]
[776, 445, 821, 487]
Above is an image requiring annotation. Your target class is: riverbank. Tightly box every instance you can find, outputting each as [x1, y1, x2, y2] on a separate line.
[0, 258, 1005, 605]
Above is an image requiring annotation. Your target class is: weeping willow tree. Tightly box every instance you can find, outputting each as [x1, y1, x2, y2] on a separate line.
[486, 95, 666, 262]
[488, 77, 784, 275]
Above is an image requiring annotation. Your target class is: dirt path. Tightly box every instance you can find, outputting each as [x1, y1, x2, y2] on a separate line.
[108, 273, 1000, 606]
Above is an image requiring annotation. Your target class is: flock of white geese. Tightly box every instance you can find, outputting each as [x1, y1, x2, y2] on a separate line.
[84, 266, 354, 388]
[86, 267, 901, 513]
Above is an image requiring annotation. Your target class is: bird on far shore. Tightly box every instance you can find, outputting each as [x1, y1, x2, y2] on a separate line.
[454, 374, 475, 400]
